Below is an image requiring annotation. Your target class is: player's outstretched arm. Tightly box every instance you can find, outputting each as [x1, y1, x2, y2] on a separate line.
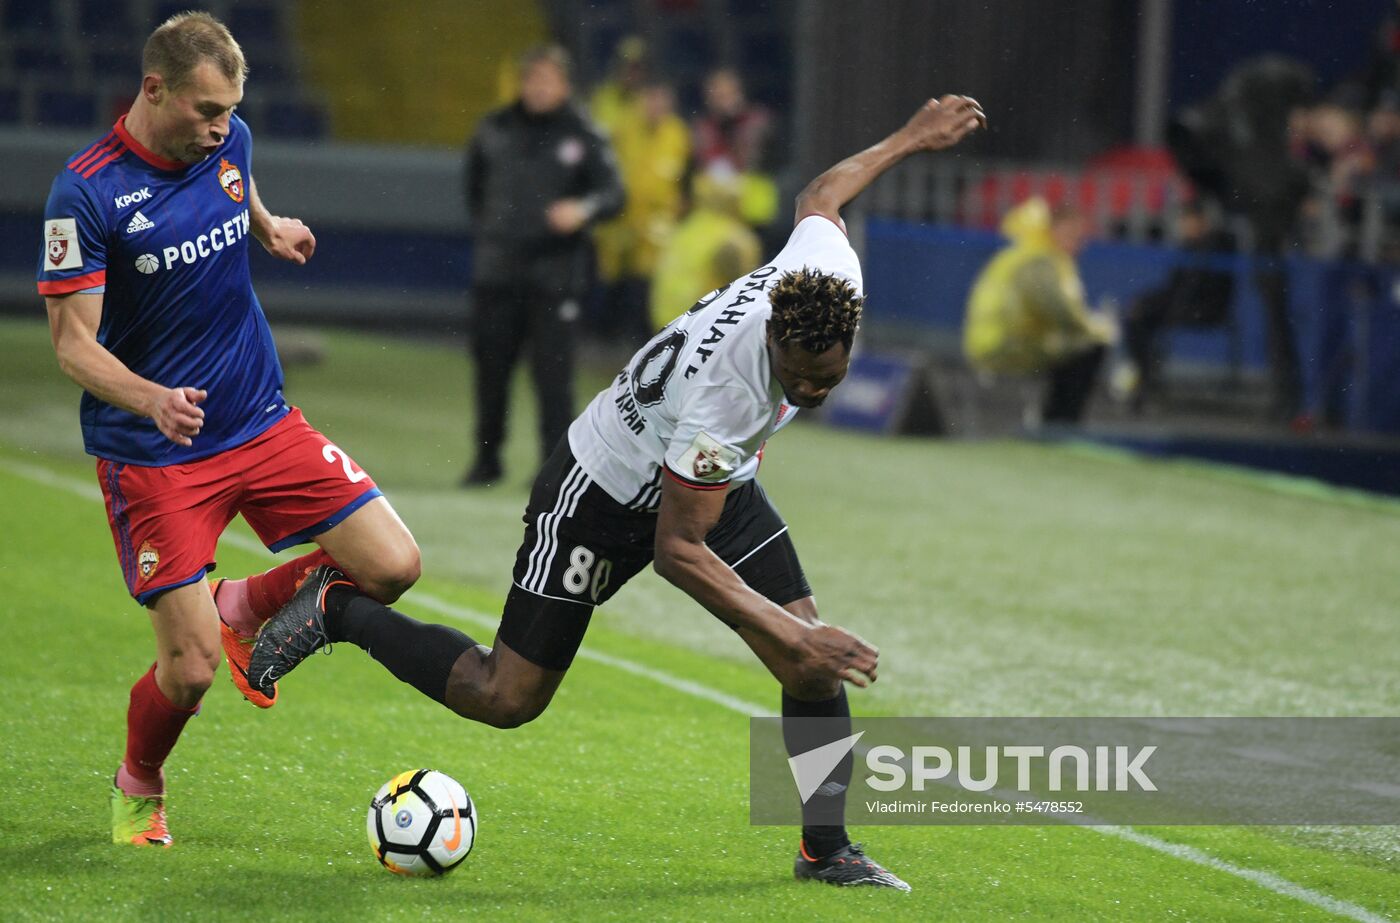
[794, 94, 986, 228]
[653, 476, 879, 687]
[248, 175, 316, 264]
[46, 292, 207, 446]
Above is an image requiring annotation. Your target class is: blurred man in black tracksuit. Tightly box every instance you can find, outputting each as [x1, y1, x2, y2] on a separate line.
[462, 45, 624, 486]
[1119, 201, 1236, 410]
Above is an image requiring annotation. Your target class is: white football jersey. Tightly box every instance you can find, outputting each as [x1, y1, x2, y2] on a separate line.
[568, 215, 862, 509]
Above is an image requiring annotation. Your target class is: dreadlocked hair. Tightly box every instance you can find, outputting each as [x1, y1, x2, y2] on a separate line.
[767, 266, 864, 353]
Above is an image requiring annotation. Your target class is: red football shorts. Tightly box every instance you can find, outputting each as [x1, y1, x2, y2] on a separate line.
[96, 407, 381, 605]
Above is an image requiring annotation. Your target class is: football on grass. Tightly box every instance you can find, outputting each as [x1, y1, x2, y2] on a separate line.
[367, 769, 476, 876]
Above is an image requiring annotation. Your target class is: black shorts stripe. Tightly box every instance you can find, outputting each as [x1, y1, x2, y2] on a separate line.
[535, 464, 591, 594]
[523, 462, 590, 594]
[622, 469, 661, 510]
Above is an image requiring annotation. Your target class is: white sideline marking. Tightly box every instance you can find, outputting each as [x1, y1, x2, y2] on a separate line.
[2, 456, 1388, 922]
[1, 457, 774, 717]
[4, 458, 104, 500]
[1102, 827, 1391, 923]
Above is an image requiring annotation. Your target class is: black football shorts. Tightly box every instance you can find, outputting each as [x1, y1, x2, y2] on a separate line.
[497, 439, 811, 670]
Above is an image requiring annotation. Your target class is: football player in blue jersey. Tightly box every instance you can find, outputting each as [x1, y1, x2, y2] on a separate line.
[39, 11, 422, 847]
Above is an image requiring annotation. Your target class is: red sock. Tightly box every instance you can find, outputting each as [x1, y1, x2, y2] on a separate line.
[246, 549, 337, 621]
[118, 664, 199, 796]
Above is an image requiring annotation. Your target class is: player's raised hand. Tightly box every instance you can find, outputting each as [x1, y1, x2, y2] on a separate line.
[151, 386, 207, 447]
[900, 95, 986, 152]
[260, 215, 317, 265]
[797, 623, 880, 688]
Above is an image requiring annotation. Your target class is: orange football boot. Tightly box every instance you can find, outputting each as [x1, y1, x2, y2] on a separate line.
[211, 577, 278, 708]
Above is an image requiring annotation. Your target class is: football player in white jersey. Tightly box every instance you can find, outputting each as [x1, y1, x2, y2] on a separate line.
[250, 95, 985, 890]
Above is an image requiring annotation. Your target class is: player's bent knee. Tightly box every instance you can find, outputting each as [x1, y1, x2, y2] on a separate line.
[478, 688, 552, 730]
[394, 547, 423, 594]
[478, 701, 543, 730]
[357, 544, 421, 604]
[164, 657, 217, 698]
[482, 706, 540, 730]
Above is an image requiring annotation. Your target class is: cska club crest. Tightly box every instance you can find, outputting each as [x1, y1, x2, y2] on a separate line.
[137, 540, 160, 579]
[217, 157, 244, 203]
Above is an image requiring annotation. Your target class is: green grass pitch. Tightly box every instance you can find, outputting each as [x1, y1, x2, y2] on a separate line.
[0, 317, 1396, 921]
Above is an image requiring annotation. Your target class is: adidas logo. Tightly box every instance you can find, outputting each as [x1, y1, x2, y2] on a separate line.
[125, 211, 155, 234]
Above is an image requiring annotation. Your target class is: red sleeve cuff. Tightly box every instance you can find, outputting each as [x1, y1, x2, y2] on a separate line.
[664, 464, 730, 491]
[38, 270, 106, 296]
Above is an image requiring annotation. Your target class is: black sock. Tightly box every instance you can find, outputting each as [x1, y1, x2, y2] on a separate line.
[323, 585, 476, 706]
[781, 688, 853, 859]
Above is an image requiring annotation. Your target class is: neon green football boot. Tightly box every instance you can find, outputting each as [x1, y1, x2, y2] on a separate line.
[111, 783, 171, 847]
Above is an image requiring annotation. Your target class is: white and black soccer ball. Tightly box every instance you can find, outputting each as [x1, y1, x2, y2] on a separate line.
[366, 769, 476, 876]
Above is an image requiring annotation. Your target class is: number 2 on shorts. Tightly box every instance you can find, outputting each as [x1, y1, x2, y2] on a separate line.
[322, 443, 368, 483]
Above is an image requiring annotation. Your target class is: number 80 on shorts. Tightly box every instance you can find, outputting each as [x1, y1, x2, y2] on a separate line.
[563, 545, 612, 602]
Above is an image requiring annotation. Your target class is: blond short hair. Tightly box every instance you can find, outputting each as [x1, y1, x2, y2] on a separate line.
[518, 43, 572, 81]
[142, 11, 248, 90]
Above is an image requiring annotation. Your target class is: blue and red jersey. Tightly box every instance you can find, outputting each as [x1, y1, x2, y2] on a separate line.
[37, 113, 289, 466]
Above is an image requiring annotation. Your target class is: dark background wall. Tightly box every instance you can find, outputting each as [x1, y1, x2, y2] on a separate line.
[794, 0, 1138, 174]
[795, 0, 1397, 178]
[1169, 0, 1391, 108]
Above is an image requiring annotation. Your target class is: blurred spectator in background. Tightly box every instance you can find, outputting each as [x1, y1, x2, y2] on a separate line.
[1292, 93, 1383, 428]
[649, 167, 761, 333]
[1292, 94, 1375, 259]
[589, 35, 649, 138]
[1116, 201, 1236, 411]
[591, 36, 649, 342]
[1168, 56, 1313, 422]
[462, 44, 624, 486]
[693, 68, 778, 229]
[694, 68, 768, 171]
[963, 197, 1116, 425]
[1362, 0, 1400, 111]
[593, 77, 690, 346]
[1368, 96, 1400, 262]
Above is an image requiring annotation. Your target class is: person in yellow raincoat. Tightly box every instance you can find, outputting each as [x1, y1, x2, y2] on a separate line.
[650, 167, 762, 332]
[963, 197, 1115, 423]
[589, 36, 648, 138]
[594, 78, 691, 343]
